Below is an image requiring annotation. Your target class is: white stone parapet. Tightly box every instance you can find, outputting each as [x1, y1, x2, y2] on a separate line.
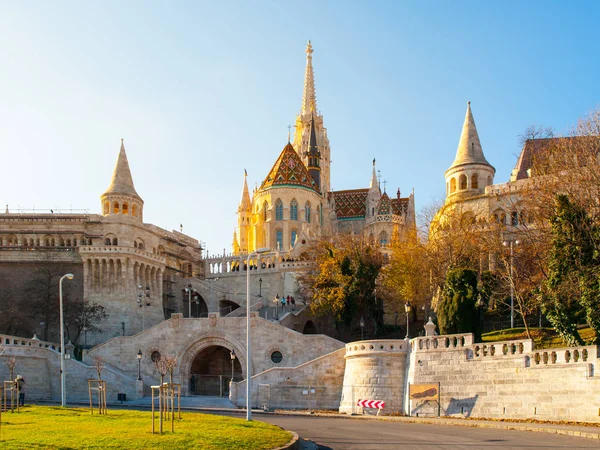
[79, 245, 166, 264]
[0, 334, 61, 353]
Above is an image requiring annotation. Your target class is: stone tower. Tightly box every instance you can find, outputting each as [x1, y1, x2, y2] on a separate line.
[293, 41, 331, 195]
[444, 102, 495, 202]
[235, 170, 252, 253]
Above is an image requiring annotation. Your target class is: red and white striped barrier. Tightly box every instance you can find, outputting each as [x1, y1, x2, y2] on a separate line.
[357, 399, 385, 409]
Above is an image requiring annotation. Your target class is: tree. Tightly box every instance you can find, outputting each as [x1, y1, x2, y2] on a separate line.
[437, 268, 479, 335]
[298, 235, 384, 338]
[63, 299, 108, 345]
[25, 268, 65, 341]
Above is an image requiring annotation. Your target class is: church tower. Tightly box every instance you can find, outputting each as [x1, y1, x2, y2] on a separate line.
[366, 159, 381, 218]
[100, 139, 144, 220]
[306, 113, 321, 191]
[293, 41, 331, 195]
[445, 102, 495, 202]
[236, 170, 252, 253]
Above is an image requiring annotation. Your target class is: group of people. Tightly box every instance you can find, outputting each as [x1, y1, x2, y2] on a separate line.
[279, 294, 296, 310]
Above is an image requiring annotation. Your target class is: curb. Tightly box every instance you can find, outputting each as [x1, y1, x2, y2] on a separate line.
[273, 431, 300, 450]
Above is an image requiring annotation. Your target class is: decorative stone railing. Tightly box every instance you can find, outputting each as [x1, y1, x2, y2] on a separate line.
[365, 214, 405, 227]
[471, 340, 533, 358]
[345, 339, 408, 357]
[0, 334, 61, 353]
[411, 333, 474, 352]
[205, 251, 312, 278]
[529, 345, 597, 366]
[78, 246, 166, 264]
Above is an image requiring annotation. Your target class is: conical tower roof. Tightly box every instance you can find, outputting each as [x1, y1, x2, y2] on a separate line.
[448, 102, 493, 170]
[103, 139, 142, 200]
[239, 170, 251, 211]
[260, 142, 319, 193]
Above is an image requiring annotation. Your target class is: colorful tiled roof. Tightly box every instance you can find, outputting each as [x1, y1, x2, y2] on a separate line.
[330, 189, 368, 219]
[260, 142, 319, 193]
[391, 197, 410, 215]
[376, 192, 391, 214]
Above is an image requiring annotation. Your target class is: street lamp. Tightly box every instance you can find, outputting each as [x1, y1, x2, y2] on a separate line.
[59, 273, 74, 407]
[259, 278, 263, 297]
[404, 301, 412, 339]
[477, 294, 485, 338]
[274, 293, 279, 320]
[230, 348, 236, 382]
[359, 316, 365, 341]
[184, 285, 197, 318]
[137, 349, 142, 381]
[246, 247, 270, 421]
[503, 239, 520, 329]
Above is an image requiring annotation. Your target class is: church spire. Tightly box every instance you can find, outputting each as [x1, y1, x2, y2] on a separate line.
[369, 158, 379, 190]
[306, 112, 321, 191]
[239, 169, 251, 211]
[449, 102, 492, 169]
[103, 139, 141, 200]
[301, 40, 317, 116]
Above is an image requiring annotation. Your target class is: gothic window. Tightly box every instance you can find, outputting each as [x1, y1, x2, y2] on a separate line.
[290, 199, 298, 220]
[471, 174, 479, 189]
[450, 178, 457, 194]
[122, 202, 129, 215]
[459, 174, 467, 190]
[103, 201, 109, 215]
[275, 199, 283, 221]
[113, 202, 120, 214]
[305, 202, 311, 223]
[263, 201, 268, 221]
[291, 230, 297, 247]
[276, 230, 283, 250]
[379, 231, 388, 247]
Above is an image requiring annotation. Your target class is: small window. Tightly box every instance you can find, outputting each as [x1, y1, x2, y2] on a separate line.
[103, 201, 109, 215]
[459, 174, 467, 190]
[276, 230, 283, 250]
[122, 203, 129, 215]
[291, 230, 297, 247]
[105, 238, 111, 246]
[275, 199, 283, 221]
[305, 202, 311, 223]
[132, 204, 137, 217]
[290, 199, 298, 221]
[270, 351, 283, 364]
[471, 174, 479, 189]
[511, 211, 519, 226]
[113, 237, 118, 246]
[450, 178, 457, 194]
[113, 202, 120, 214]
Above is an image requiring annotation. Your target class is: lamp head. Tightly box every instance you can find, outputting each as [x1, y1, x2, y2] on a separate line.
[359, 316, 365, 328]
[230, 348, 236, 359]
[65, 273, 74, 280]
[405, 301, 411, 313]
[137, 349, 142, 360]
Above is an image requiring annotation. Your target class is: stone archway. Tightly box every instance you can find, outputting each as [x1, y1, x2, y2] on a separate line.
[303, 320, 318, 334]
[189, 345, 243, 396]
[178, 333, 248, 396]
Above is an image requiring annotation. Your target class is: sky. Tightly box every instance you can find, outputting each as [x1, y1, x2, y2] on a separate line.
[1, 1, 599, 255]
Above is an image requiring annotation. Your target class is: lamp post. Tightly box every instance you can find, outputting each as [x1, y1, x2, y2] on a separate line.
[246, 247, 269, 421]
[230, 348, 236, 382]
[477, 294, 485, 339]
[83, 326, 88, 348]
[138, 284, 150, 330]
[59, 273, 74, 407]
[274, 294, 279, 320]
[259, 278, 262, 297]
[184, 286, 197, 318]
[137, 349, 142, 381]
[359, 316, 365, 341]
[503, 239, 520, 329]
[404, 301, 412, 339]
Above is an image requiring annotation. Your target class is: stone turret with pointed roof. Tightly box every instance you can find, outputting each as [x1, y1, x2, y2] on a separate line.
[367, 158, 381, 218]
[445, 102, 495, 202]
[236, 170, 252, 253]
[100, 139, 144, 220]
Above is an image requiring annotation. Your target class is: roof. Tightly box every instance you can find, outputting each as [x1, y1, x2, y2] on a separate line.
[260, 142, 319, 193]
[102, 140, 142, 200]
[376, 193, 391, 215]
[329, 189, 368, 219]
[511, 136, 600, 181]
[448, 102, 493, 172]
[391, 197, 410, 215]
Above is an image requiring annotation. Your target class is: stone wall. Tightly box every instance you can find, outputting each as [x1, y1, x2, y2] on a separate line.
[231, 347, 346, 410]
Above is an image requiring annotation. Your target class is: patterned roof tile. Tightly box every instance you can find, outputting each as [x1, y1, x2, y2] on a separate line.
[261, 142, 319, 193]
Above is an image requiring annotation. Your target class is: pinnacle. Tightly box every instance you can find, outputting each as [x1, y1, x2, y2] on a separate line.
[102, 140, 141, 200]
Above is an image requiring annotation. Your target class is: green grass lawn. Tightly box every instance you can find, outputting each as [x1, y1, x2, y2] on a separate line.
[482, 326, 597, 349]
[0, 405, 292, 450]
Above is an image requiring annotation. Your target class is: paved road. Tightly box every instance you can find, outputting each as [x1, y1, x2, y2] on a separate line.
[216, 412, 599, 449]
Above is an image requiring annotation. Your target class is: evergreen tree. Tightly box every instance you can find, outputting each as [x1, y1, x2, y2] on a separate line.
[438, 268, 479, 335]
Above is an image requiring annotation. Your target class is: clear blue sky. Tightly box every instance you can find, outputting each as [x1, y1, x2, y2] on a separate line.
[1, 1, 599, 254]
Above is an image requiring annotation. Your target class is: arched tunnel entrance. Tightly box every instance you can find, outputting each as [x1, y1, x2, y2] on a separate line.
[189, 345, 243, 396]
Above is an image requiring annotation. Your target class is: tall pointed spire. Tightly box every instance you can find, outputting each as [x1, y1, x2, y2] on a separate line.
[449, 102, 492, 168]
[103, 139, 141, 199]
[369, 158, 379, 190]
[239, 170, 251, 211]
[301, 40, 317, 116]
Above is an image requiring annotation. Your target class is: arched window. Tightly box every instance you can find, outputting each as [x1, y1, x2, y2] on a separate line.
[132, 204, 137, 217]
[275, 199, 283, 221]
[113, 237, 118, 246]
[471, 174, 479, 189]
[450, 178, 457, 194]
[262, 201, 268, 221]
[276, 230, 283, 250]
[305, 202, 311, 223]
[290, 199, 298, 220]
[134, 241, 138, 248]
[105, 238, 111, 246]
[103, 201, 109, 215]
[291, 230, 297, 247]
[122, 203, 129, 215]
[379, 231, 388, 247]
[459, 174, 467, 190]
[113, 202, 120, 214]
[511, 211, 519, 226]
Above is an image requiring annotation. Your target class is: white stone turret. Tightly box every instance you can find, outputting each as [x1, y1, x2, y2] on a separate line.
[236, 170, 252, 254]
[101, 139, 144, 220]
[444, 102, 495, 202]
[366, 158, 381, 218]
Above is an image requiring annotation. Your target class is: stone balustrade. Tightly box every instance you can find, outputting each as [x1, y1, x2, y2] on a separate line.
[0, 334, 61, 353]
[411, 333, 474, 352]
[345, 339, 408, 357]
[471, 339, 533, 359]
[79, 245, 166, 264]
[530, 345, 596, 366]
[205, 251, 311, 278]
